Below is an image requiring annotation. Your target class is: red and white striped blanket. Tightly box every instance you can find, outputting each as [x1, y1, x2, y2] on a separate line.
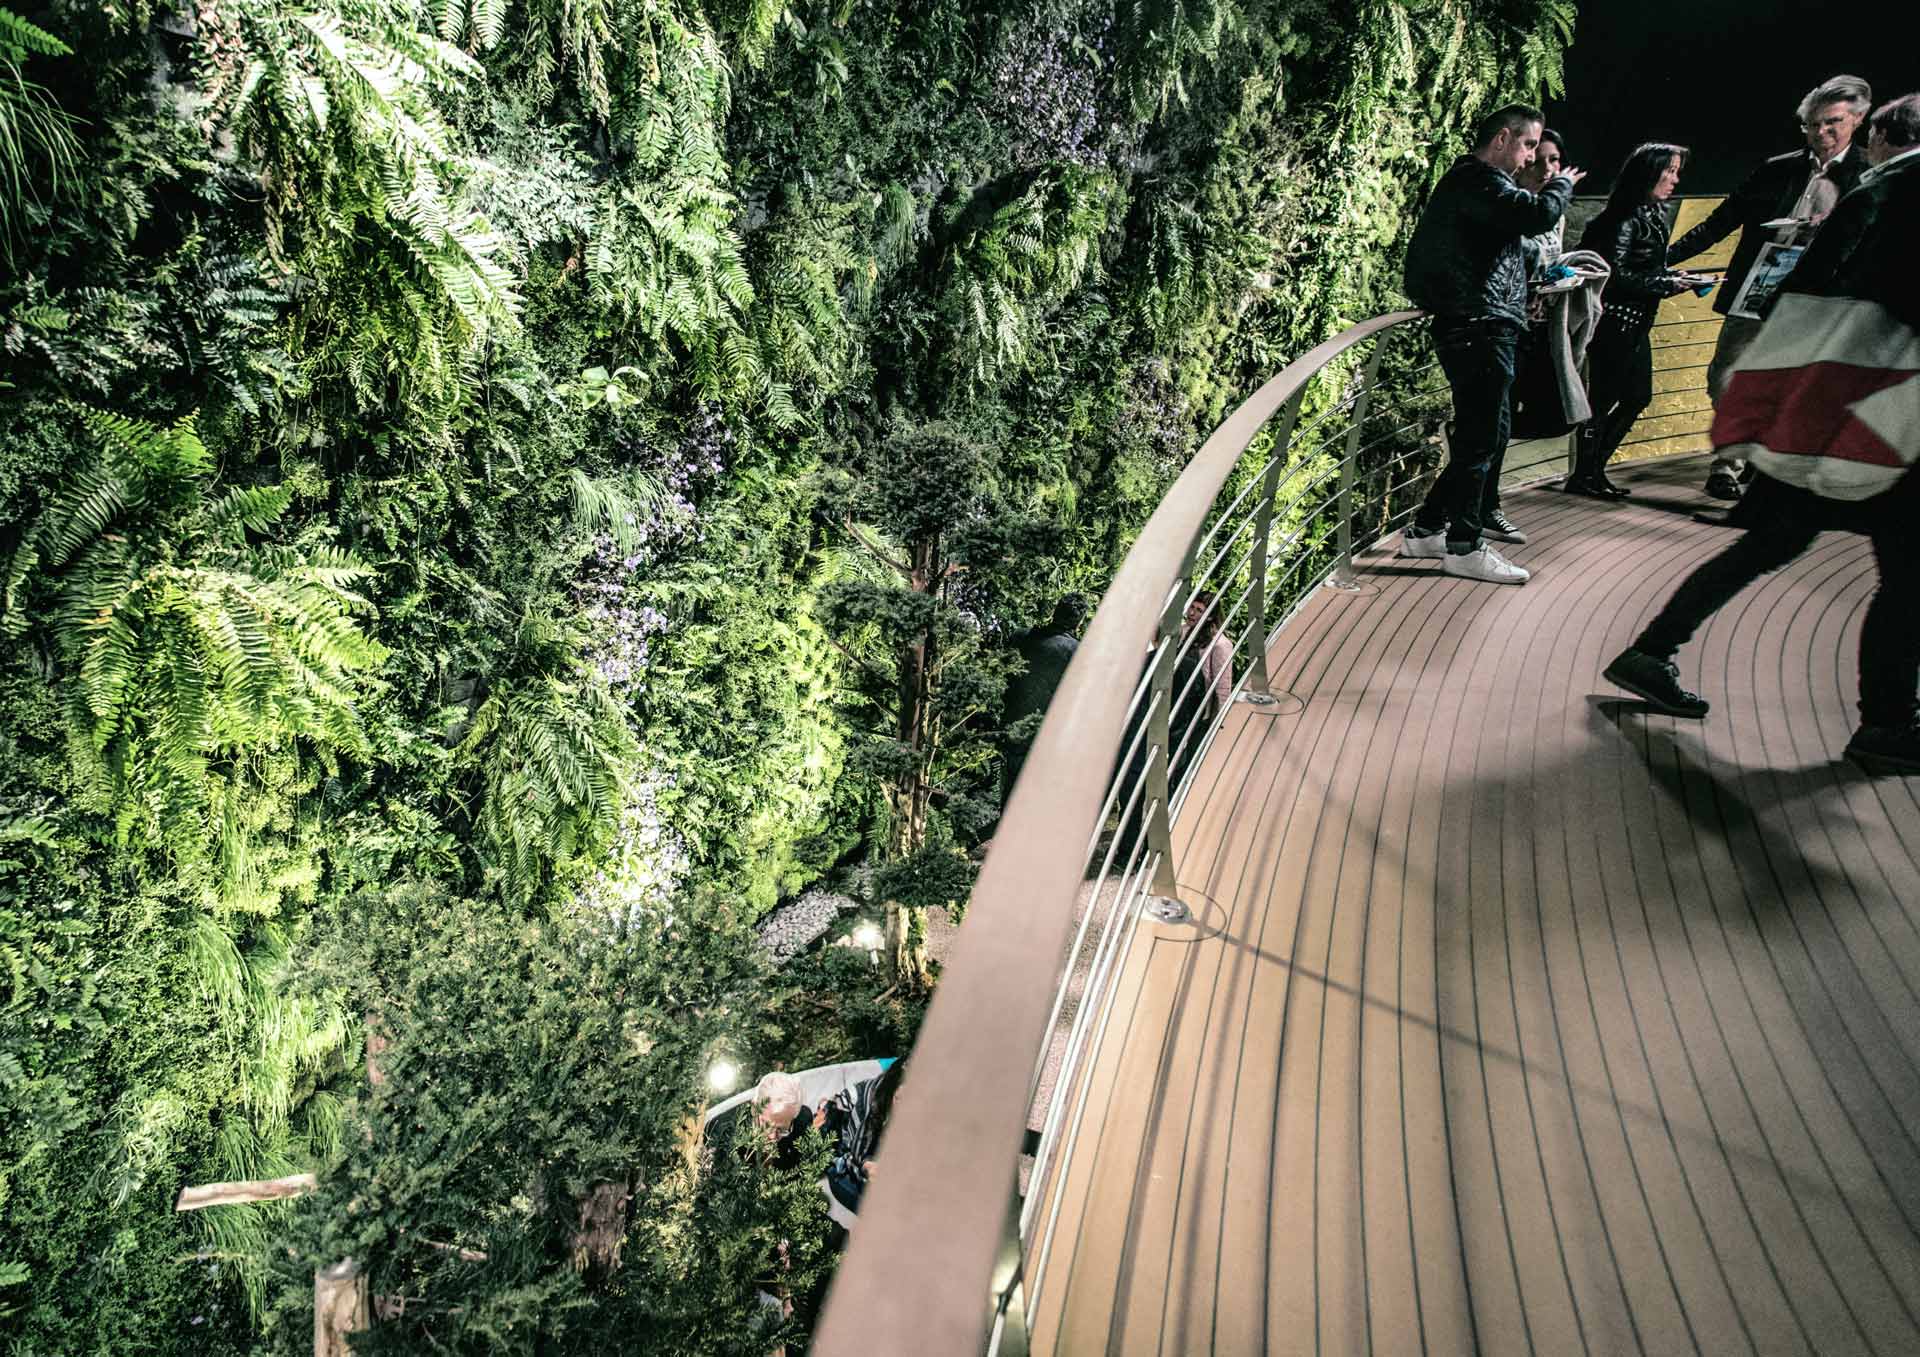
[1713, 292, 1920, 501]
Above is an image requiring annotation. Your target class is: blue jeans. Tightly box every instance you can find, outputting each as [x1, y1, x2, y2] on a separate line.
[1414, 317, 1519, 552]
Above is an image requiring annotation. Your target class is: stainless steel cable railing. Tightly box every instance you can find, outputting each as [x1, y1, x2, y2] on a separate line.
[813, 309, 1453, 1356]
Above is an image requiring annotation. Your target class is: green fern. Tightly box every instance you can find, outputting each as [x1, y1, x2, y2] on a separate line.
[0, 5, 77, 256]
[2, 408, 385, 888]
[451, 618, 636, 904]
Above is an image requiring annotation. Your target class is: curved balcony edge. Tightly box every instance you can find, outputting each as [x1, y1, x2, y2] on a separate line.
[812, 308, 1428, 1357]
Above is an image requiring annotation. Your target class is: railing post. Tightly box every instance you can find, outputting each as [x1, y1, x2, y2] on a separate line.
[1142, 590, 1186, 917]
[1327, 338, 1389, 592]
[1241, 388, 1307, 706]
[986, 1206, 1031, 1357]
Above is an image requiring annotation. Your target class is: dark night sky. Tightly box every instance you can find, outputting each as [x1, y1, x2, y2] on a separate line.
[1546, 0, 1907, 197]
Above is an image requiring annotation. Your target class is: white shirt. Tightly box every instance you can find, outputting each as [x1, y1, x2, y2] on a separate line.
[1791, 143, 1856, 224]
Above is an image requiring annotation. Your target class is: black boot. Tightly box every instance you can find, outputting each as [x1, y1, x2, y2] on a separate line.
[1594, 451, 1632, 498]
[1563, 427, 1608, 498]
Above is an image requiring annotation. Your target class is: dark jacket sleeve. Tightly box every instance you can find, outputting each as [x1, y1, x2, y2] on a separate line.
[1458, 171, 1573, 236]
[1668, 158, 1771, 263]
[1598, 217, 1675, 303]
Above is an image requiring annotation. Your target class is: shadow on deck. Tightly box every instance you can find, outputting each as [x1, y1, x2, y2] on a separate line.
[1033, 456, 1920, 1356]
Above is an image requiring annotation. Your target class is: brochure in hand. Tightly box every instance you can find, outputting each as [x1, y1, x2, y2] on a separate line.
[1727, 243, 1805, 320]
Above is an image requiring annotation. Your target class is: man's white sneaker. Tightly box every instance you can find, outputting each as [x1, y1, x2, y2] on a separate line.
[1443, 545, 1530, 585]
[1400, 527, 1447, 559]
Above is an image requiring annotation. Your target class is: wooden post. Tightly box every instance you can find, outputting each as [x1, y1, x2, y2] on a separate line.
[314, 1259, 368, 1357]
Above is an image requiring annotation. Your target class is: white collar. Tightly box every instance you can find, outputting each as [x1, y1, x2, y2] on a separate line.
[1814, 142, 1855, 173]
[1862, 145, 1920, 183]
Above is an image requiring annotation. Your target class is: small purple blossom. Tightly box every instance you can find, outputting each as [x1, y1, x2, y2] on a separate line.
[991, 11, 1120, 167]
[576, 406, 737, 698]
[573, 772, 692, 934]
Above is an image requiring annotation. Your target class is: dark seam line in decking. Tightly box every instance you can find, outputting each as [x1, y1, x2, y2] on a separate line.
[1487, 491, 1657, 1347]
[1578, 496, 1753, 1355]
[1347, 560, 1461, 1357]
[1535, 497, 1694, 1353]
[1586, 495, 1761, 1355]
[1781, 580, 1920, 1340]
[1264, 560, 1444, 1357]
[1708, 549, 1920, 1246]
[1751, 544, 1920, 1338]
[1651, 539, 1874, 1351]
[1246, 567, 1418, 1357]
[1597, 503, 1806, 1355]
[1501, 500, 1664, 1357]
[1810, 577, 1920, 937]
[1792, 558, 1920, 1014]
[1304, 547, 1469, 1357]
[1196, 641, 1344, 1356]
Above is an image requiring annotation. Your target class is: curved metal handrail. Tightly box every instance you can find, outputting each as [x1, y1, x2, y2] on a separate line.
[813, 308, 1435, 1356]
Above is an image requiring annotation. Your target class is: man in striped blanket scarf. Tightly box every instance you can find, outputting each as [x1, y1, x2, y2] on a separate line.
[1601, 92, 1920, 775]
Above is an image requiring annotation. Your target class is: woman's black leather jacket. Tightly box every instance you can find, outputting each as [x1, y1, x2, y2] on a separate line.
[1578, 202, 1679, 331]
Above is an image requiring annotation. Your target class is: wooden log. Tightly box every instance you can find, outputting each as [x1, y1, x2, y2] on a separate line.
[175, 1173, 318, 1212]
[314, 1259, 369, 1357]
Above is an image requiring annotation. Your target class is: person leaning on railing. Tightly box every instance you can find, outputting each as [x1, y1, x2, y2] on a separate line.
[1602, 92, 1920, 776]
[1666, 73, 1873, 501]
[1564, 142, 1701, 499]
[1399, 102, 1584, 585]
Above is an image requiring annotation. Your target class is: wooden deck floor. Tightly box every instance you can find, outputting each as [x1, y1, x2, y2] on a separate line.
[1029, 456, 1920, 1357]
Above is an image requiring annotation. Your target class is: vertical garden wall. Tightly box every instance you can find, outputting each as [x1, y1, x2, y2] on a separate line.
[0, 0, 1572, 1349]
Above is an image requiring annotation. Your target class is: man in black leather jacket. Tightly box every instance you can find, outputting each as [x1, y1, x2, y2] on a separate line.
[1400, 103, 1583, 585]
[1668, 73, 1872, 499]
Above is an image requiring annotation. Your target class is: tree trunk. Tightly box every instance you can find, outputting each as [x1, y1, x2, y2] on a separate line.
[882, 898, 930, 990]
[570, 1178, 634, 1280]
[878, 530, 941, 990]
[314, 1260, 368, 1357]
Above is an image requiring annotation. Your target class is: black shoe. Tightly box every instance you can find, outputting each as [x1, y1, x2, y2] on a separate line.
[1562, 475, 1611, 499]
[1704, 470, 1744, 501]
[1845, 722, 1920, 776]
[1603, 648, 1710, 718]
[1595, 470, 1632, 498]
[1483, 509, 1527, 545]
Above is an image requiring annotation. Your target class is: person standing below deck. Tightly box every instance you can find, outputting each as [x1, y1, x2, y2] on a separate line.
[1667, 74, 1873, 500]
[1564, 143, 1699, 498]
[1401, 103, 1584, 584]
[998, 594, 1086, 808]
[1603, 93, 1920, 775]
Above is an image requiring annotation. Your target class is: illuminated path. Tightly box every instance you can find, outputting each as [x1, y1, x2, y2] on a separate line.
[1031, 456, 1920, 1357]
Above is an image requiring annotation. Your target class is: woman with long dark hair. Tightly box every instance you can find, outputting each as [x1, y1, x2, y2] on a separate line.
[1567, 142, 1697, 497]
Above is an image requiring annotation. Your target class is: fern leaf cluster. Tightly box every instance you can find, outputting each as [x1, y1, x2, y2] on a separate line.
[196, 0, 518, 409]
[455, 673, 635, 903]
[3, 409, 384, 889]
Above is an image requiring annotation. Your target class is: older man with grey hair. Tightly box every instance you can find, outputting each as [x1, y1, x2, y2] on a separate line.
[1669, 73, 1873, 500]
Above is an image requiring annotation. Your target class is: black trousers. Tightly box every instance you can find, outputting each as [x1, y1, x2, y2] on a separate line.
[1579, 321, 1654, 464]
[1414, 317, 1519, 551]
[1634, 521, 1920, 728]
